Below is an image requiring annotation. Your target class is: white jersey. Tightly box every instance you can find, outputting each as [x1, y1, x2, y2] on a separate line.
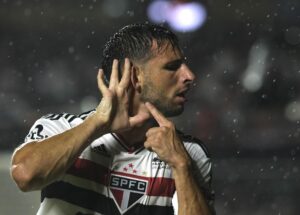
[24, 110, 214, 215]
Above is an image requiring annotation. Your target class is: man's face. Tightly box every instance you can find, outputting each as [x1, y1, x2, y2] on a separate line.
[139, 42, 195, 117]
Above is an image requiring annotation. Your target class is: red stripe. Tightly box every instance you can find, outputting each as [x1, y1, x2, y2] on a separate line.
[67, 159, 175, 197]
[67, 158, 110, 185]
[147, 177, 175, 197]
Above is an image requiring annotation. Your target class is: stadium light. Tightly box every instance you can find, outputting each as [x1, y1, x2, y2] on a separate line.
[147, 0, 207, 32]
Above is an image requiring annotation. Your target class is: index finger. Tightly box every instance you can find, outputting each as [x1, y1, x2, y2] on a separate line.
[145, 102, 171, 127]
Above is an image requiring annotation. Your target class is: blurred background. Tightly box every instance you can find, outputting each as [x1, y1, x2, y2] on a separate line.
[0, 0, 299, 214]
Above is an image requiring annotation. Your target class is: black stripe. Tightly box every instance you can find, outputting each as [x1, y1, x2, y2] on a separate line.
[41, 181, 120, 214]
[135, 147, 145, 155]
[78, 109, 95, 120]
[67, 115, 77, 123]
[126, 204, 174, 215]
[64, 113, 71, 119]
[41, 181, 175, 215]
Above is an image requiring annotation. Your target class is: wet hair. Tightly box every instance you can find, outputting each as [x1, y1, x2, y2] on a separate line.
[101, 23, 180, 82]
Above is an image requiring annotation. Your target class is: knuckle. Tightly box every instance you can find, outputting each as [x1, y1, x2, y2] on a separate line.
[161, 127, 168, 132]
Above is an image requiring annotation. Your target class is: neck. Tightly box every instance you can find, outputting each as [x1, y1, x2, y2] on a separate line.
[117, 119, 156, 147]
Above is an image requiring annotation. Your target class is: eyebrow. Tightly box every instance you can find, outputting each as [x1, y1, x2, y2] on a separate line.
[163, 58, 184, 69]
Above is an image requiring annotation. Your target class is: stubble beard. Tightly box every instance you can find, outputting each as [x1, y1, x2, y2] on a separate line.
[140, 81, 184, 117]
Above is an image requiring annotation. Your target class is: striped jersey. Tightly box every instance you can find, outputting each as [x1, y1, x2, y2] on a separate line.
[24, 111, 214, 215]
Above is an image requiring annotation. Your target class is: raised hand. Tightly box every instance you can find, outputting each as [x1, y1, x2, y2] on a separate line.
[95, 58, 150, 133]
[144, 102, 191, 169]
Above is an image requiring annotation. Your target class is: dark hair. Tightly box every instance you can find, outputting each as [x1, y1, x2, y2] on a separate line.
[101, 23, 179, 82]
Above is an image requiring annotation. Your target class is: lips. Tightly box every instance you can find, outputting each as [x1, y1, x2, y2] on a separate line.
[175, 89, 189, 103]
[176, 92, 186, 98]
[176, 88, 189, 97]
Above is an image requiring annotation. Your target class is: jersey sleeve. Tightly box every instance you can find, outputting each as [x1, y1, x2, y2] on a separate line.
[172, 135, 215, 214]
[24, 114, 72, 144]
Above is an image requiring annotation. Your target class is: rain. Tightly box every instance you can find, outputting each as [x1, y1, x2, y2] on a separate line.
[0, 0, 299, 214]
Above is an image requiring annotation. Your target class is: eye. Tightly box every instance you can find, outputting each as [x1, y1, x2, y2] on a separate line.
[164, 60, 183, 71]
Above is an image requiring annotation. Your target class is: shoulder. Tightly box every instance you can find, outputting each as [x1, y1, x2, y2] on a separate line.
[176, 130, 211, 159]
[41, 109, 95, 124]
[24, 110, 95, 143]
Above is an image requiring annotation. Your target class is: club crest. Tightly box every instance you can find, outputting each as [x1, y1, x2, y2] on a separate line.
[109, 174, 148, 213]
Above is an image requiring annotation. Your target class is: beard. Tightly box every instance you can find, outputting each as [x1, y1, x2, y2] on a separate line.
[140, 81, 184, 117]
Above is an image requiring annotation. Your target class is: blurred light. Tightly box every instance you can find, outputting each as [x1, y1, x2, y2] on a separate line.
[147, 1, 207, 32]
[285, 101, 300, 121]
[242, 41, 269, 92]
[147, 0, 170, 23]
[168, 2, 207, 32]
[242, 73, 263, 92]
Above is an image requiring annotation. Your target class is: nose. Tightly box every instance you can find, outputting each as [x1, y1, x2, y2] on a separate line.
[180, 64, 195, 84]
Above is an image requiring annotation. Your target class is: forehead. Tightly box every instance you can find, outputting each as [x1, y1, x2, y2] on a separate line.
[147, 40, 183, 64]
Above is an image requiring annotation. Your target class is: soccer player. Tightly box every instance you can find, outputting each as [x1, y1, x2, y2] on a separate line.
[11, 23, 215, 215]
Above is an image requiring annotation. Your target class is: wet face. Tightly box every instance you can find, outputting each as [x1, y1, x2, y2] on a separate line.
[139, 42, 195, 117]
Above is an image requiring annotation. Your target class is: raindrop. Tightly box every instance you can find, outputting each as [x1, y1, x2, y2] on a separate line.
[292, 166, 298, 173]
[68, 46, 75, 54]
[127, 10, 135, 16]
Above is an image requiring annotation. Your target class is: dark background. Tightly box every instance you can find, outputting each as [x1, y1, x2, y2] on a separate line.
[0, 0, 299, 214]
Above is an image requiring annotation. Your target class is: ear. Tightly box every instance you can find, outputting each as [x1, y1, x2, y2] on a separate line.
[131, 65, 143, 93]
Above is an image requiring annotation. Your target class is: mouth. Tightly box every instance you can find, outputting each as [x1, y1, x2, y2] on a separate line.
[175, 89, 189, 103]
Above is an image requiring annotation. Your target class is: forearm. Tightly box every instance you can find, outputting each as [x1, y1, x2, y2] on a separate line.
[11, 114, 106, 191]
[173, 165, 211, 215]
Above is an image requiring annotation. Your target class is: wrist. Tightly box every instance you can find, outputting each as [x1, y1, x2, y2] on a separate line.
[86, 113, 110, 138]
[171, 158, 192, 176]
